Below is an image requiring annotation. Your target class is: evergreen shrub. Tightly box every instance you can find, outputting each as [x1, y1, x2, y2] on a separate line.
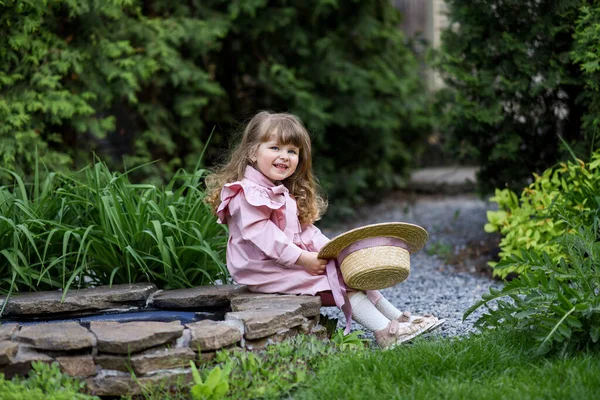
[435, 0, 600, 193]
[1, 0, 431, 215]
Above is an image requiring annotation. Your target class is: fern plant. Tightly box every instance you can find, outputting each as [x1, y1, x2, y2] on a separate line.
[465, 226, 600, 355]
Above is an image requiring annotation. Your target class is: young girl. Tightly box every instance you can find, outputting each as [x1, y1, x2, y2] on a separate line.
[206, 111, 442, 349]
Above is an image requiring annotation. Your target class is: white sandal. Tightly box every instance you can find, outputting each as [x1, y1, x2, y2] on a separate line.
[398, 311, 446, 334]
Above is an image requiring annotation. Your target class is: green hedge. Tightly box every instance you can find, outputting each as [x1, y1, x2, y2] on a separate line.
[1, 0, 431, 215]
[435, 0, 600, 193]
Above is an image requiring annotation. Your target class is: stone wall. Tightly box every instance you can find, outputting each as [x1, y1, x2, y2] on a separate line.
[0, 284, 327, 396]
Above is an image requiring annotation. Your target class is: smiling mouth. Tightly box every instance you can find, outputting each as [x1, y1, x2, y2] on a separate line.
[274, 164, 288, 170]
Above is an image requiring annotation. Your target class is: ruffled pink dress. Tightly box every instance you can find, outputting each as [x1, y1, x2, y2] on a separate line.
[217, 166, 382, 319]
[217, 166, 334, 295]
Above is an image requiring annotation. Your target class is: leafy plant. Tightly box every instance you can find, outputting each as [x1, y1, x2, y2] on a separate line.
[330, 328, 371, 351]
[0, 361, 99, 400]
[205, 334, 335, 399]
[317, 313, 338, 337]
[484, 149, 600, 278]
[0, 160, 228, 301]
[465, 226, 600, 355]
[189, 362, 230, 400]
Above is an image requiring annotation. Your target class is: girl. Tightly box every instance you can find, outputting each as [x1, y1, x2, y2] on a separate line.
[206, 111, 442, 349]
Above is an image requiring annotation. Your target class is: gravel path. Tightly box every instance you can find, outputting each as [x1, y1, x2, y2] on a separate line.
[318, 192, 502, 340]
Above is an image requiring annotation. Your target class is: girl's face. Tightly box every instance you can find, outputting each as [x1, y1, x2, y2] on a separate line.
[252, 138, 300, 183]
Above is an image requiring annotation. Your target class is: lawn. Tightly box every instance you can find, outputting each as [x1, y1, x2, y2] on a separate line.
[292, 329, 600, 400]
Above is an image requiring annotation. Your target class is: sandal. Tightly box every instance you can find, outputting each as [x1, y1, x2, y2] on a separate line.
[397, 312, 446, 334]
[394, 321, 429, 345]
[375, 320, 428, 349]
[422, 313, 446, 333]
[374, 320, 401, 350]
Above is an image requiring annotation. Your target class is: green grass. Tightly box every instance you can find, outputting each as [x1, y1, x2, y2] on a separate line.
[122, 328, 600, 400]
[293, 329, 600, 400]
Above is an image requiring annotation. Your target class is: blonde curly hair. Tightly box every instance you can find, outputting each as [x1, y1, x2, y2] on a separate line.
[205, 111, 327, 225]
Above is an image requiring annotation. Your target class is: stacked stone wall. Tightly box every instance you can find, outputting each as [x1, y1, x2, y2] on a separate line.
[0, 284, 327, 396]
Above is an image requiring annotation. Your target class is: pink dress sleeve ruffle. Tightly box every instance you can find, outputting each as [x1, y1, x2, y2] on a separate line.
[216, 181, 285, 224]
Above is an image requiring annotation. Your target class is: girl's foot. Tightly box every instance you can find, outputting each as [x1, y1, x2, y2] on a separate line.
[374, 320, 425, 349]
[397, 312, 446, 333]
[374, 320, 401, 350]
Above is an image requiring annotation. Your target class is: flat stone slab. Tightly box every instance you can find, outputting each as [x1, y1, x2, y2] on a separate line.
[95, 348, 212, 373]
[409, 166, 478, 194]
[16, 322, 95, 351]
[225, 309, 306, 340]
[0, 283, 157, 316]
[0, 340, 18, 364]
[2, 345, 53, 379]
[56, 355, 96, 377]
[152, 284, 246, 309]
[90, 321, 183, 354]
[94, 354, 132, 372]
[131, 347, 196, 375]
[86, 369, 193, 396]
[186, 320, 242, 351]
[0, 323, 18, 340]
[230, 294, 321, 317]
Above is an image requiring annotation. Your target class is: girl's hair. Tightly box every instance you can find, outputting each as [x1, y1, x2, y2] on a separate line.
[205, 111, 327, 224]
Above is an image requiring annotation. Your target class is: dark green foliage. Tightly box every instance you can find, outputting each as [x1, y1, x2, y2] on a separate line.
[207, 0, 431, 214]
[572, 4, 600, 140]
[1, 0, 430, 215]
[435, 0, 599, 193]
[1, 0, 228, 181]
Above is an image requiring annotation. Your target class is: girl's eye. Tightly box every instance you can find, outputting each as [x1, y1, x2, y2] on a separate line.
[288, 149, 297, 155]
[269, 146, 279, 150]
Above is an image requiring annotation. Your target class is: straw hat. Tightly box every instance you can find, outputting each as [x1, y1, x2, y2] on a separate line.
[318, 222, 428, 290]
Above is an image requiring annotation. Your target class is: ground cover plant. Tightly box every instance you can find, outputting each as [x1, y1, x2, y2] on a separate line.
[124, 332, 346, 400]
[0, 160, 227, 302]
[0, 361, 99, 400]
[466, 225, 600, 355]
[121, 328, 600, 399]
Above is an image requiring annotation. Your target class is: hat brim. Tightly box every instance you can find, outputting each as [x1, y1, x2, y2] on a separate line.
[318, 222, 428, 260]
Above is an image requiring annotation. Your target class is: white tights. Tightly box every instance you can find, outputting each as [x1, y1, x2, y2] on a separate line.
[348, 292, 390, 331]
[347, 291, 406, 332]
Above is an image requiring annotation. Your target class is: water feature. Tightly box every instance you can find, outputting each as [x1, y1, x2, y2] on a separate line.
[0, 308, 227, 326]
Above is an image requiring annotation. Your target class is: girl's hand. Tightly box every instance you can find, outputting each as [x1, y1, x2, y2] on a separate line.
[297, 251, 328, 276]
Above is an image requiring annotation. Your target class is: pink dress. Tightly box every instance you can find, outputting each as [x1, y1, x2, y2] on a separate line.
[216, 166, 382, 319]
[217, 166, 333, 295]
